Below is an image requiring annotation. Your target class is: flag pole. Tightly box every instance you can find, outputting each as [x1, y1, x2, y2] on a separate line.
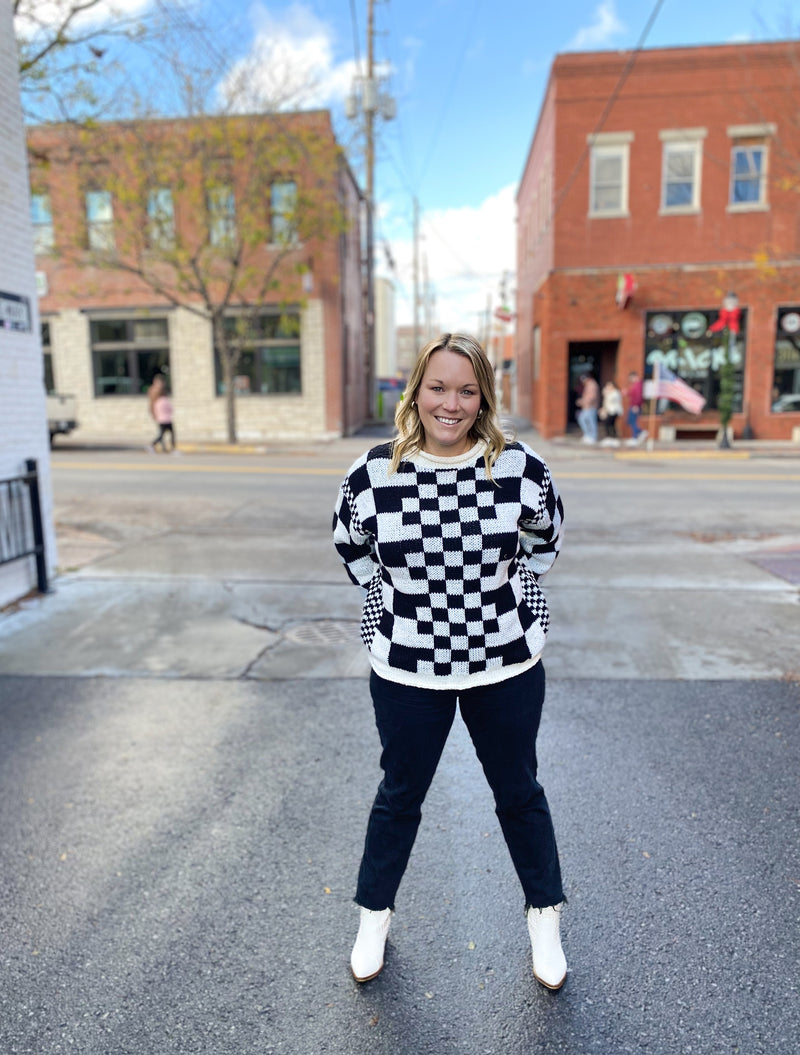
[647, 360, 659, 451]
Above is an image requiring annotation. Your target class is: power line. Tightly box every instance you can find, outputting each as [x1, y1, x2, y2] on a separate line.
[348, 0, 362, 72]
[414, 0, 484, 190]
[550, 0, 668, 226]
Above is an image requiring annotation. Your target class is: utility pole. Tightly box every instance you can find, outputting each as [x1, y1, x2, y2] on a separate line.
[345, 0, 394, 420]
[412, 196, 420, 353]
[423, 248, 431, 342]
[365, 0, 375, 418]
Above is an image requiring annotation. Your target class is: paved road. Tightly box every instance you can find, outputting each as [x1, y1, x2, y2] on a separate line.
[1, 432, 798, 1054]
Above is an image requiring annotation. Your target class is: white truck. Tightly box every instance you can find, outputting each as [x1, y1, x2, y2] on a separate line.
[46, 393, 78, 445]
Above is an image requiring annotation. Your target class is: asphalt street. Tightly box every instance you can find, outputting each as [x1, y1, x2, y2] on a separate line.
[0, 430, 798, 1054]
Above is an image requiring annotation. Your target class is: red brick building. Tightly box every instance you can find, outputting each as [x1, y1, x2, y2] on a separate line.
[28, 111, 368, 443]
[516, 42, 800, 441]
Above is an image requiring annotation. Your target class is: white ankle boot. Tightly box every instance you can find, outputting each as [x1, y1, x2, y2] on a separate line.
[350, 907, 392, 982]
[527, 904, 567, 990]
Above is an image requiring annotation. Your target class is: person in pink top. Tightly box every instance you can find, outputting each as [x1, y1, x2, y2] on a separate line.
[147, 374, 176, 452]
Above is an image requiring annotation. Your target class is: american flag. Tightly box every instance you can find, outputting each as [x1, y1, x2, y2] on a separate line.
[654, 363, 706, 415]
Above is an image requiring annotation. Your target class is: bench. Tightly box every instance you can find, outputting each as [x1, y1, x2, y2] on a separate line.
[658, 423, 729, 442]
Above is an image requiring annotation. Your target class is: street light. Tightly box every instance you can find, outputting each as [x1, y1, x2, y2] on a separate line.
[709, 291, 740, 449]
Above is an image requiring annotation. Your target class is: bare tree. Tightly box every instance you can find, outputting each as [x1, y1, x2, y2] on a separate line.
[14, 0, 211, 122]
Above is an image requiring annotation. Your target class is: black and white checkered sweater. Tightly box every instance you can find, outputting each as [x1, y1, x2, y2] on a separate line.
[332, 438, 564, 690]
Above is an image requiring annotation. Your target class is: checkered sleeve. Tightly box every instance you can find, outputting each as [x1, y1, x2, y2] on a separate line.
[517, 450, 564, 579]
[332, 468, 378, 589]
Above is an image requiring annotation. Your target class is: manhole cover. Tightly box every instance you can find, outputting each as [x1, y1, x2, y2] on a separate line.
[285, 620, 361, 646]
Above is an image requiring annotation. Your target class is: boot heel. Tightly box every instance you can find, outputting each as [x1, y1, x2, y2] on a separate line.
[351, 907, 392, 982]
[527, 903, 567, 990]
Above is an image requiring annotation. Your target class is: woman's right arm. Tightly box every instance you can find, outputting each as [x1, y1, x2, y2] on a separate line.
[332, 478, 378, 588]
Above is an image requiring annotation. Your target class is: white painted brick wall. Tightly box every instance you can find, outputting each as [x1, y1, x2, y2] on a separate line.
[0, 7, 57, 608]
[50, 300, 333, 443]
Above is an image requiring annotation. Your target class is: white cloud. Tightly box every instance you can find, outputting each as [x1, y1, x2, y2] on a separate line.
[381, 183, 517, 333]
[14, 0, 153, 37]
[217, 2, 357, 111]
[566, 1, 625, 50]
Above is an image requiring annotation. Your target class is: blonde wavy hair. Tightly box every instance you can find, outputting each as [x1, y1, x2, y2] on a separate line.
[390, 332, 508, 477]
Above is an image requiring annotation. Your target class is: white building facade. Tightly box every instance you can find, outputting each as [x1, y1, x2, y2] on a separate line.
[0, 5, 57, 608]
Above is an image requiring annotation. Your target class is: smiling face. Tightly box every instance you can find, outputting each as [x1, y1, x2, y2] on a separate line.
[415, 349, 482, 457]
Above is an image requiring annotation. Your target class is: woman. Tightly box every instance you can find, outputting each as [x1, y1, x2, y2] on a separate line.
[147, 374, 175, 453]
[332, 333, 567, 990]
[600, 380, 623, 444]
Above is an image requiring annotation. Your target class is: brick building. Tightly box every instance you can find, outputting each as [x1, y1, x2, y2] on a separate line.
[517, 41, 800, 441]
[0, 3, 57, 608]
[28, 112, 368, 444]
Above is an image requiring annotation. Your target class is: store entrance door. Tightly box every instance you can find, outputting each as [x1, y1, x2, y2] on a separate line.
[567, 340, 619, 431]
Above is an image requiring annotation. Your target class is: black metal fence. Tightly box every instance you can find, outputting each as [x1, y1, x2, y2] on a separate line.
[0, 459, 48, 594]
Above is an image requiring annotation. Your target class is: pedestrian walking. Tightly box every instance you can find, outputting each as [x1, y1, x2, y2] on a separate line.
[625, 370, 646, 446]
[599, 380, 623, 445]
[147, 374, 176, 453]
[576, 371, 599, 443]
[332, 332, 567, 991]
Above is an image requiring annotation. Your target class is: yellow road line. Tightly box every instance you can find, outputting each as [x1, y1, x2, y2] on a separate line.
[51, 461, 800, 482]
[54, 461, 345, 475]
[615, 450, 751, 460]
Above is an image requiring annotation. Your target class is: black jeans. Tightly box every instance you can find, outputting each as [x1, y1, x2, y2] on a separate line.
[152, 423, 175, 450]
[356, 663, 564, 911]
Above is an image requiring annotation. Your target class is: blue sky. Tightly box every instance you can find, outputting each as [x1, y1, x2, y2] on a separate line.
[201, 0, 796, 329]
[18, 0, 799, 329]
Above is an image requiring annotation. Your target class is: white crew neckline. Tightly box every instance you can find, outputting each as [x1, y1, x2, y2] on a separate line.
[408, 438, 487, 469]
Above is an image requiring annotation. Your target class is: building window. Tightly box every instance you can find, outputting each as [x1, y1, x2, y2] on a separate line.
[42, 321, 55, 393]
[271, 180, 298, 245]
[659, 130, 705, 213]
[147, 188, 176, 249]
[31, 193, 54, 255]
[208, 185, 236, 247]
[588, 134, 632, 217]
[772, 307, 800, 412]
[730, 146, 765, 206]
[86, 190, 115, 251]
[645, 308, 745, 413]
[214, 310, 301, 395]
[727, 123, 774, 212]
[90, 316, 170, 396]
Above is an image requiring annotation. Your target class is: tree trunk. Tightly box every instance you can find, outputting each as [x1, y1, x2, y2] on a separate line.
[213, 314, 237, 444]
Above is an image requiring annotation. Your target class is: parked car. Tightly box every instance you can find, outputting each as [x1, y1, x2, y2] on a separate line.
[771, 393, 800, 413]
[46, 393, 78, 444]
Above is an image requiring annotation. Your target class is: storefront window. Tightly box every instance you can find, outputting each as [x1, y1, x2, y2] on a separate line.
[644, 309, 745, 413]
[90, 316, 170, 396]
[215, 310, 301, 395]
[772, 307, 800, 412]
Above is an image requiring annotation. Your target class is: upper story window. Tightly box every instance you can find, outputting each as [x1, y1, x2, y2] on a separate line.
[31, 193, 54, 255]
[588, 132, 633, 218]
[147, 188, 176, 249]
[727, 124, 775, 212]
[86, 189, 115, 251]
[659, 129, 706, 214]
[208, 184, 236, 248]
[270, 180, 298, 245]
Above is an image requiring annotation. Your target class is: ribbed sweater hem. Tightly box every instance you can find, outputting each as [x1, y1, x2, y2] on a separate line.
[368, 652, 542, 691]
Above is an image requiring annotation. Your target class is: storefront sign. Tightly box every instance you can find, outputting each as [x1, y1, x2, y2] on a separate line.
[0, 291, 32, 333]
[645, 308, 746, 412]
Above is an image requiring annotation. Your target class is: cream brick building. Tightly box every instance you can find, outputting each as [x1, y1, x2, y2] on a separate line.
[30, 113, 368, 444]
[0, 3, 57, 607]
